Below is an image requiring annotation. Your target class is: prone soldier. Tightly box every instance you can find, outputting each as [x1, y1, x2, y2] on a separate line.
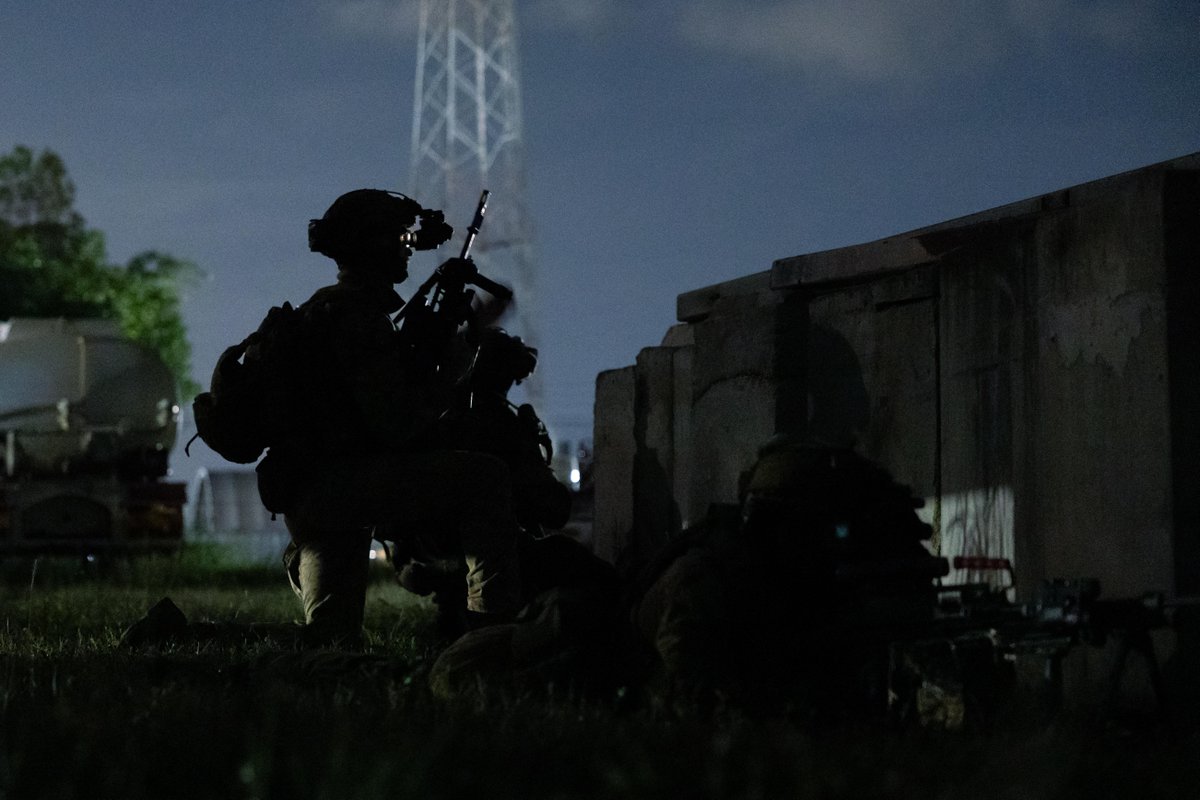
[426, 436, 941, 706]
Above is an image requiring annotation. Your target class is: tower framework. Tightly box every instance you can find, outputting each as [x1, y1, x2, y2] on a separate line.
[410, 0, 539, 398]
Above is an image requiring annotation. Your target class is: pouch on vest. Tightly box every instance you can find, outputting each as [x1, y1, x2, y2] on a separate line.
[255, 450, 299, 514]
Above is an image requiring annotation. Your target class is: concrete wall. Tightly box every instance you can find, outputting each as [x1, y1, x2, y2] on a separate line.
[1164, 171, 1200, 596]
[592, 271, 804, 568]
[592, 156, 1200, 705]
[1024, 171, 1174, 598]
[595, 154, 1199, 592]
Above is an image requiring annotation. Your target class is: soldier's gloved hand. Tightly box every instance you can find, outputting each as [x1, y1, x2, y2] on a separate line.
[437, 257, 478, 282]
[439, 257, 513, 303]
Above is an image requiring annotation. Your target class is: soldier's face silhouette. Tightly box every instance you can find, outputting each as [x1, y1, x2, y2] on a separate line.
[352, 225, 411, 284]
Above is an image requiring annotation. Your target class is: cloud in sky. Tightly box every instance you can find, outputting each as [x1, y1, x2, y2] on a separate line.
[677, 0, 1176, 86]
[326, 0, 421, 41]
[523, 0, 622, 33]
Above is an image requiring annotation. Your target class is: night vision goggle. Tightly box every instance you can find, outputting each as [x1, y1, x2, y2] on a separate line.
[307, 189, 454, 256]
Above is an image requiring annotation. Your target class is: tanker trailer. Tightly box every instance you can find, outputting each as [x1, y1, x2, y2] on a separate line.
[0, 318, 186, 554]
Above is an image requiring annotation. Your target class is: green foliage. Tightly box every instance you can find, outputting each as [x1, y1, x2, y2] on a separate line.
[0, 144, 76, 225]
[0, 145, 200, 398]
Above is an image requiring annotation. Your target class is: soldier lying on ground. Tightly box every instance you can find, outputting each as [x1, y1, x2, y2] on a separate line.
[427, 437, 942, 712]
[630, 437, 941, 715]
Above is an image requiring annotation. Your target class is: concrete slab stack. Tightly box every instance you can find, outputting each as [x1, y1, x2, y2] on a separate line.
[594, 152, 1200, 602]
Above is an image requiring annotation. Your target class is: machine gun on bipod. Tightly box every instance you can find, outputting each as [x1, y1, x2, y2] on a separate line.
[873, 556, 1200, 730]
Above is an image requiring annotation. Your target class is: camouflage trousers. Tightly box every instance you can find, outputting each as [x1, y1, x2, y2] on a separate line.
[277, 449, 522, 644]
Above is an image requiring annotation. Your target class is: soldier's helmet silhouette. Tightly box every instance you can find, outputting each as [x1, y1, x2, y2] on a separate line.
[470, 327, 538, 395]
[739, 436, 934, 569]
[307, 189, 453, 271]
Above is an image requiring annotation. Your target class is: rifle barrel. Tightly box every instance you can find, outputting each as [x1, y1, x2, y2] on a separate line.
[460, 189, 490, 259]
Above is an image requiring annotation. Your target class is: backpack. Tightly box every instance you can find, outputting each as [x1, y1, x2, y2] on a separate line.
[190, 302, 316, 464]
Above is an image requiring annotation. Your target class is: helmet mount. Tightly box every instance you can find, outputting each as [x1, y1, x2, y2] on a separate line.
[307, 189, 453, 267]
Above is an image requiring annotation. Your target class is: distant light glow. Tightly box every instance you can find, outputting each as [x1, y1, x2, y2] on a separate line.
[569, 468, 581, 485]
[368, 549, 378, 560]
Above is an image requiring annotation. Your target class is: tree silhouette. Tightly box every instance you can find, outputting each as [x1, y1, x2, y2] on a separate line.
[0, 145, 200, 398]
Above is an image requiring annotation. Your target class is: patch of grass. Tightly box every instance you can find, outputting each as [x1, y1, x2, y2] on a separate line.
[2, 549, 1198, 799]
[1, 543, 284, 589]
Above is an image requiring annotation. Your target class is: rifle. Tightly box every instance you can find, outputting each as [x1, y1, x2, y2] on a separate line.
[393, 190, 513, 380]
[867, 556, 1199, 728]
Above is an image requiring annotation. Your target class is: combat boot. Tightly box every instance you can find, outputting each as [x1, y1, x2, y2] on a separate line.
[292, 535, 371, 650]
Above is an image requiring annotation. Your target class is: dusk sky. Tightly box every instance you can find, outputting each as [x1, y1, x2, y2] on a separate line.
[3, 0, 1198, 470]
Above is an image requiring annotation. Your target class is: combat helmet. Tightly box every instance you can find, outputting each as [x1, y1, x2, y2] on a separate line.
[307, 189, 452, 268]
[739, 435, 934, 569]
[469, 327, 538, 395]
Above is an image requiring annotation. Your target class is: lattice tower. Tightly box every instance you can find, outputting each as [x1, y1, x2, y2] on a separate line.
[410, 0, 539, 401]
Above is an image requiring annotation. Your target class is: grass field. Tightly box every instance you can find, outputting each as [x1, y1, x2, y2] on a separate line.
[2, 547, 1197, 800]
